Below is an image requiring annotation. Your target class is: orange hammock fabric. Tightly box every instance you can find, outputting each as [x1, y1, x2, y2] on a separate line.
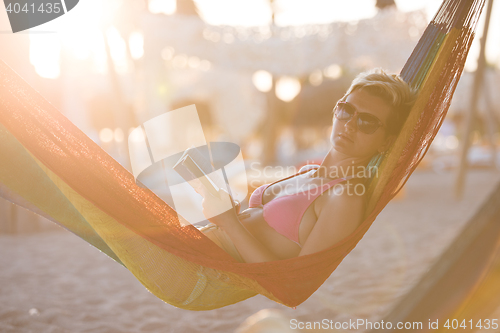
[0, 0, 484, 310]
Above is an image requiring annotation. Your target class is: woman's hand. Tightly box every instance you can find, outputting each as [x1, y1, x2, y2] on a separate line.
[192, 179, 279, 263]
[237, 210, 251, 220]
[190, 179, 239, 228]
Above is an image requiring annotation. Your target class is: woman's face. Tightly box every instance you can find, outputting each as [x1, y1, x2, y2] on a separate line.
[330, 88, 394, 160]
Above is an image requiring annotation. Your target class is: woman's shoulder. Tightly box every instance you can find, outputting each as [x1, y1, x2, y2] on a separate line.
[306, 178, 366, 250]
[315, 178, 367, 215]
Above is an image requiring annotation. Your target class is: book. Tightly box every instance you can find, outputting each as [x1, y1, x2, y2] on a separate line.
[173, 147, 221, 198]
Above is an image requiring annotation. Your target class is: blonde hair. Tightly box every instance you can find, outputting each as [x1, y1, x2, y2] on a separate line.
[340, 68, 417, 136]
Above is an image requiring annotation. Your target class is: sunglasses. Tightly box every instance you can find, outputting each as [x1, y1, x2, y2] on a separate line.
[334, 101, 386, 134]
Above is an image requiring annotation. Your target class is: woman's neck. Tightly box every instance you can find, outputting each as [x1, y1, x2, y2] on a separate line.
[312, 147, 371, 180]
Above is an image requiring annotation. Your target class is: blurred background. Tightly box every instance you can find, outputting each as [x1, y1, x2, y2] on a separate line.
[2, 0, 499, 172]
[1, 1, 500, 332]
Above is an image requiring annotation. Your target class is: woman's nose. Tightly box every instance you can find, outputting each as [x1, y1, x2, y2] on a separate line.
[344, 115, 357, 132]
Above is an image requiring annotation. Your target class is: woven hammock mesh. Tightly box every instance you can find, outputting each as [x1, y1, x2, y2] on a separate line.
[0, 0, 485, 310]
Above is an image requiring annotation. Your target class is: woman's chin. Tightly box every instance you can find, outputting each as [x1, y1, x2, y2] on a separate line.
[330, 144, 353, 158]
[330, 139, 372, 161]
[331, 136, 353, 152]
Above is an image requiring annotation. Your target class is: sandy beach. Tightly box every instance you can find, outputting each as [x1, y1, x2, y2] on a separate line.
[1, 169, 499, 333]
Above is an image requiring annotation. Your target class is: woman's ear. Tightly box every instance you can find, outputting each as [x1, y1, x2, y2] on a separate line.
[379, 134, 395, 153]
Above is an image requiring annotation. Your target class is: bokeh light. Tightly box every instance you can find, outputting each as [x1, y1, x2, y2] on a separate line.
[323, 64, 342, 80]
[252, 70, 273, 92]
[309, 70, 323, 86]
[99, 128, 114, 143]
[275, 76, 301, 102]
[29, 34, 61, 79]
[129, 32, 144, 60]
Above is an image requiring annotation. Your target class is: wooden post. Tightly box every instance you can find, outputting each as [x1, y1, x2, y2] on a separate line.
[455, 0, 494, 198]
[262, 78, 279, 165]
[482, 74, 499, 168]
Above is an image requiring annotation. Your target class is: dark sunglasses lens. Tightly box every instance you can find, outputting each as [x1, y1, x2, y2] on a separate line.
[358, 114, 381, 134]
[336, 103, 383, 134]
[335, 104, 354, 120]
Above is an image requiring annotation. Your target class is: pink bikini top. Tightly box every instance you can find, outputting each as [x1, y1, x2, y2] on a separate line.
[248, 168, 348, 246]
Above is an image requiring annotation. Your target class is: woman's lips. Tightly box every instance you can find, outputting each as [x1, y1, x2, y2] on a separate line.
[338, 133, 354, 142]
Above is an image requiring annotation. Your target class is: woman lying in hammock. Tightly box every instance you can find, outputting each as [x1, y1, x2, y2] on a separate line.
[195, 68, 416, 263]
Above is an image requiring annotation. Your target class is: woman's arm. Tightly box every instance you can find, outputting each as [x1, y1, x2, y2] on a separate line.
[216, 211, 280, 263]
[196, 185, 279, 263]
[298, 186, 365, 257]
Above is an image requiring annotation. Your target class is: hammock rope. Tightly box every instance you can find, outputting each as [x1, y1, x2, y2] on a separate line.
[0, 0, 485, 310]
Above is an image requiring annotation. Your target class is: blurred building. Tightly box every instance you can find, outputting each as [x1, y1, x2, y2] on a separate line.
[1, 1, 433, 166]
[139, 6, 427, 163]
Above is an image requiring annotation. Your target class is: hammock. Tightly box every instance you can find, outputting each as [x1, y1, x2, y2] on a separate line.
[0, 0, 485, 310]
